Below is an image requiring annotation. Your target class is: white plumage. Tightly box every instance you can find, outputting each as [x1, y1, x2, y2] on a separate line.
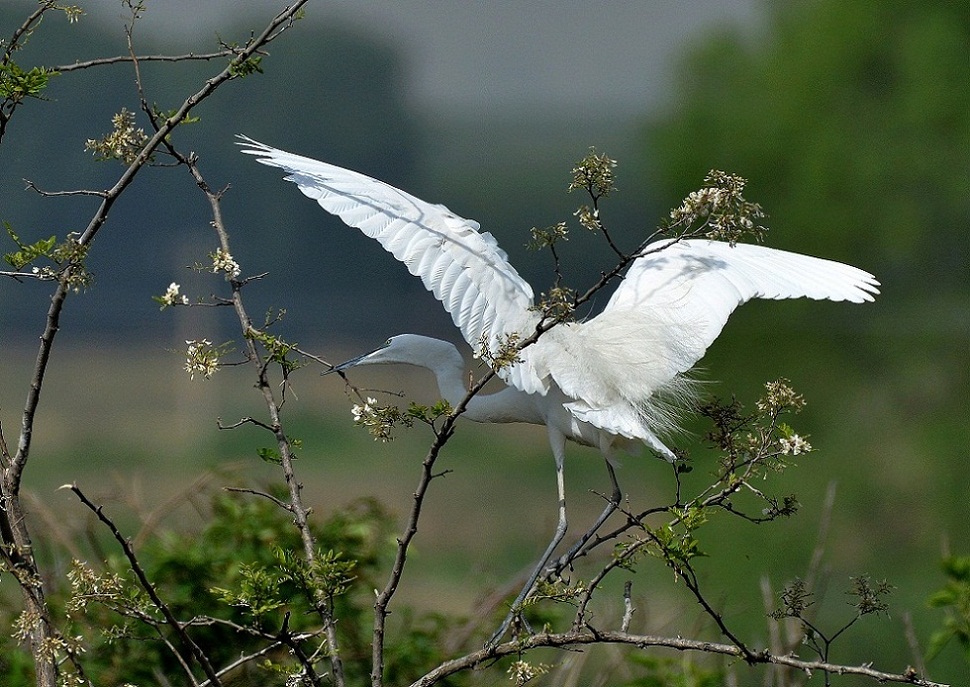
[239, 136, 879, 639]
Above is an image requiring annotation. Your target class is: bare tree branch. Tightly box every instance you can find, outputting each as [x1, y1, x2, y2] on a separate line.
[412, 630, 948, 687]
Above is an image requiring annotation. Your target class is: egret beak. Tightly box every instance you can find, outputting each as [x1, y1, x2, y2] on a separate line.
[322, 341, 388, 375]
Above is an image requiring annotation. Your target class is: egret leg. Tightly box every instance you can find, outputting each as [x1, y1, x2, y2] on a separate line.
[487, 428, 569, 647]
[551, 455, 621, 574]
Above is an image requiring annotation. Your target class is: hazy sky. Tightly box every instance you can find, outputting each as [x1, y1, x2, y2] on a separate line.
[79, 1, 760, 116]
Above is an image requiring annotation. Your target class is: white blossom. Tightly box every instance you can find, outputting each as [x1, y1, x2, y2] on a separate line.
[184, 339, 219, 380]
[210, 248, 241, 279]
[779, 434, 812, 456]
[351, 397, 379, 422]
[160, 282, 189, 307]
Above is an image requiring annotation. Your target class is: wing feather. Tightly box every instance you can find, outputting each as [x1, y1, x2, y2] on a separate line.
[238, 137, 546, 393]
[606, 238, 879, 376]
[536, 238, 879, 442]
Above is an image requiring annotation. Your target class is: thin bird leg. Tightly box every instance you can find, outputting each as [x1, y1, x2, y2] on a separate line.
[550, 453, 621, 575]
[487, 428, 569, 647]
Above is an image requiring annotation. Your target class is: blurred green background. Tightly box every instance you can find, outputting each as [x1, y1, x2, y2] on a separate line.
[1, 0, 967, 683]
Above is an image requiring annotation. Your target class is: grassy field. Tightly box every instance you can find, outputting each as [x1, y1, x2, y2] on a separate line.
[1, 337, 967, 683]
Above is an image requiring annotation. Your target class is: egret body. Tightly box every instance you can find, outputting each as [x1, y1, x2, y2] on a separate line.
[240, 137, 879, 640]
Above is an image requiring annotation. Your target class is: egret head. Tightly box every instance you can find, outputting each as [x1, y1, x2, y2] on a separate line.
[327, 334, 460, 373]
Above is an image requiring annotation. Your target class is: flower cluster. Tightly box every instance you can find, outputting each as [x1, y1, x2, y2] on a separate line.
[779, 433, 812, 456]
[507, 660, 550, 686]
[62, 5, 84, 23]
[476, 331, 526, 370]
[568, 147, 617, 199]
[210, 247, 241, 279]
[573, 203, 602, 232]
[184, 339, 219, 380]
[351, 397, 379, 424]
[351, 397, 408, 442]
[157, 282, 189, 308]
[84, 108, 149, 165]
[757, 378, 806, 414]
[669, 170, 766, 245]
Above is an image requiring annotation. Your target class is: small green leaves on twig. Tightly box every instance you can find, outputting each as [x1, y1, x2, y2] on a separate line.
[212, 547, 355, 626]
[3, 223, 56, 270]
[0, 61, 57, 103]
[527, 578, 589, 608]
[927, 555, 970, 660]
[407, 400, 452, 426]
[246, 329, 304, 376]
[151, 105, 200, 127]
[849, 575, 893, 617]
[527, 222, 568, 251]
[258, 438, 301, 465]
[3, 224, 92, 290]
[211, 562, 284, 624]
[648, 506, 708, 573]
[770, 577, 814, 620]
[276, 547, 356, 604]
[228, 55, 263, 78]
[84, 108, 150, 164]
[221, 39, 265, 79]
[666, 170, 766, 245]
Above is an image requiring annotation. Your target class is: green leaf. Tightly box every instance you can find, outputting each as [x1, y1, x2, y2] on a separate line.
[0, 61, 57, 101]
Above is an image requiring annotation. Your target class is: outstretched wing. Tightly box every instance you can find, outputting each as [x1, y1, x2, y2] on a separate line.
[536, 238, 879, 444]
[606, 238, 879, 375]
[238, 137, 545, 393]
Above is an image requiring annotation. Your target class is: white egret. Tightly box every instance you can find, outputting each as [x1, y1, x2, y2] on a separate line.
[239, 137, 879, 640]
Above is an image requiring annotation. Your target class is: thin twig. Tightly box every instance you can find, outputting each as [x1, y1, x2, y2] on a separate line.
[23, 180, 108, 197]
[224, 486, 292, 512]
[53, 50, 238, 73]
